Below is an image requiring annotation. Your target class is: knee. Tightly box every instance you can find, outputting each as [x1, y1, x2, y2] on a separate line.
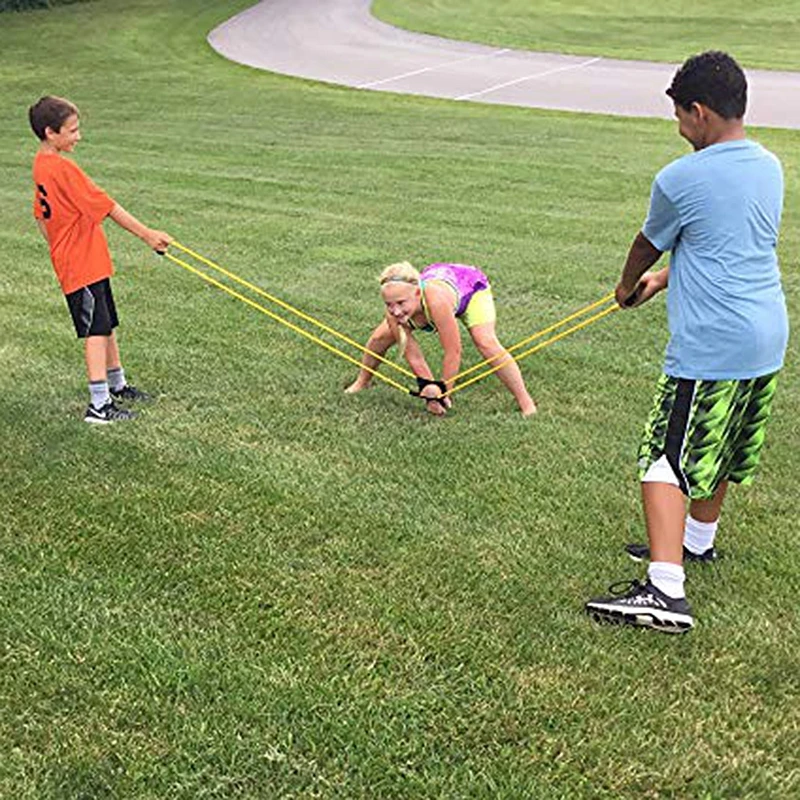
[473, 334, 504, 358]
[368, 332, 394, 351]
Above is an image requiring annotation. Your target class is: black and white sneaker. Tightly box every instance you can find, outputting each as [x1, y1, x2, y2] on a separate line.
[585, 579, 694, 633]
[625, 543, 718, 564]
[110, 384, 151, 403]
[84, 401, 136, 424]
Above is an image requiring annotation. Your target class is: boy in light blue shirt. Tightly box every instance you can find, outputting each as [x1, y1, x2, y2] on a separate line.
[585, 51, 788, 633]
[646, 138, 786, 379]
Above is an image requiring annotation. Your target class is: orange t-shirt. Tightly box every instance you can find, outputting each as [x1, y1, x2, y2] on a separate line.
[32, 151, 116, 294]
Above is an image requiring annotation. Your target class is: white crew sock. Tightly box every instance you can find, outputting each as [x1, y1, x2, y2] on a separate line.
[648, 561, 686, 599]
[107, 366, 126, 392]
[89, 380, 110, 410]
[684, 515, 718, 555]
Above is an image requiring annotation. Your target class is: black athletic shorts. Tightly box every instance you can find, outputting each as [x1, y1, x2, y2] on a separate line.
[65, 278, 119, 338]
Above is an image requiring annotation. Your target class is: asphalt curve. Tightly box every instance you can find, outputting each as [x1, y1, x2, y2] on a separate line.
[208, 0, 800, 129]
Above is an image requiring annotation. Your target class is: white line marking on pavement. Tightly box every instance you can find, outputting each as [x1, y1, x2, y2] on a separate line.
[357, 48, 511, 89]
[457, 57, 602, 100]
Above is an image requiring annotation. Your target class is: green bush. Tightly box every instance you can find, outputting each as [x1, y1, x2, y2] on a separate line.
[0, 0, 89, 11]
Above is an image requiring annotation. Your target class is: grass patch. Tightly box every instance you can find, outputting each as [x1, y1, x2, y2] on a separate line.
[1, 1, 799, 797]
[373, 0, 800, 71]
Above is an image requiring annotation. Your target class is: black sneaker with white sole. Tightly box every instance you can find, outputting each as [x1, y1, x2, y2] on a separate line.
[585, 579, 694, 633]
[625, 543, 718, 564]
[84, 401, 136, 424]
[110, 384, 151, 403]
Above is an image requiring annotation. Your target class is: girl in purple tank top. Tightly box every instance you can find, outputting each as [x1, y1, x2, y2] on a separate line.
[418, 263, 489, 319]
[345, 261, 536, 417]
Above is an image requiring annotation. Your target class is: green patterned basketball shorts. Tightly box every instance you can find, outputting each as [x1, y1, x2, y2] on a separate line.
[638, 372, 780, 499]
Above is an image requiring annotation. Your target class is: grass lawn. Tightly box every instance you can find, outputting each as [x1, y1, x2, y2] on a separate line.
[1, 0, 799, 797]
[373, 0, 800, 71]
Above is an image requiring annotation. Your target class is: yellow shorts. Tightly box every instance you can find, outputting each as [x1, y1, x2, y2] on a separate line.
[461, 287, 496, 329]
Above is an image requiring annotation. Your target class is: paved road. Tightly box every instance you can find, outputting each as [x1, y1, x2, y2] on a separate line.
[208, 0, 800, 129]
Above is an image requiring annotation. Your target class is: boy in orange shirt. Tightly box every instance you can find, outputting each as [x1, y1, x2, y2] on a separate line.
[30, 95, 172, 423]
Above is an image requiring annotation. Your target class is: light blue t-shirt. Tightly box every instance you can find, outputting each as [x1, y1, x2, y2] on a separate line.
[643, 139, 787, 379]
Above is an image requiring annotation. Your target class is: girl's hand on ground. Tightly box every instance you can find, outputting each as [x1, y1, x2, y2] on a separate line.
[419, 382, 448, 415]
[425, 398, 447, 416]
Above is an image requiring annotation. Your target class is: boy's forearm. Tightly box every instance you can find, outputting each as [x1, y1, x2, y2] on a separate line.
[36, 219, 49, 243]
[108, 203, 149, 240]
[619, 231, 663, 294]
[108, 203, 171, 251]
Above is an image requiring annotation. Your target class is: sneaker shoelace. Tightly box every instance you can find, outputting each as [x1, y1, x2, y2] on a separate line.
[603, 580, 669, 607]
[606, 579, 644, 596]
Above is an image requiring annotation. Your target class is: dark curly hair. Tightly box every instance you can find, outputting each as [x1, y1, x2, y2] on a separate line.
[666, 51, 747, 120]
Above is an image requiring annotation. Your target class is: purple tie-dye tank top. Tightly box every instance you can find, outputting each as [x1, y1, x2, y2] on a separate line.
[420, 263, 489, 317]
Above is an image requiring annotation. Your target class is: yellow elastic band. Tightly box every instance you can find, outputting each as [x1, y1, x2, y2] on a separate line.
[162, 250, 411, 395]
[445, 303, 619, 397]
[170, 240, 415, 380]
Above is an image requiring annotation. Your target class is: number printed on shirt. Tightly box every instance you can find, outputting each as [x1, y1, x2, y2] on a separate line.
[36, 183, 52, 219]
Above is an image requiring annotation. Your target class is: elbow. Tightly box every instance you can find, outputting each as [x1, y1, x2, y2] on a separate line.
[636, 232, 663, 262]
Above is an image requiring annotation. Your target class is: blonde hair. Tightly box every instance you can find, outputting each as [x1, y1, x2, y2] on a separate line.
[378, 261, 420, 358]
[379, 261, 420, 287]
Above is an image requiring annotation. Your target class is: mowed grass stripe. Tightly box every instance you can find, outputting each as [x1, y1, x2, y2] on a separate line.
[0, 1, 798, 797]
[374, 0, 800, 71]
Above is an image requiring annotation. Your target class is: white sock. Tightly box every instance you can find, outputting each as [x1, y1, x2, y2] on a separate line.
[648, 561, 686, 599]
[684, 515, 718, 555]
[107, 366, 126, 392]
[89, 380, 110, 410]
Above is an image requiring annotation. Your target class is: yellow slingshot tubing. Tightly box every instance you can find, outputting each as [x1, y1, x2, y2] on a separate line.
[162, 242, 622, 401]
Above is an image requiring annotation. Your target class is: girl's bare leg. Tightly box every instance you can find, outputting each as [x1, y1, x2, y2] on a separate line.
[345, 319, 395, 393]
[468, 323, 537, 416]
